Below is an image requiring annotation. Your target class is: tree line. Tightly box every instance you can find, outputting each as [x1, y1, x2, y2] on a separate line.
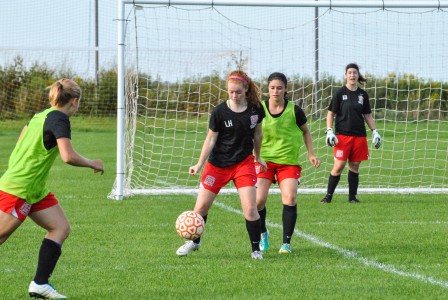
[1, 56, 447, 120]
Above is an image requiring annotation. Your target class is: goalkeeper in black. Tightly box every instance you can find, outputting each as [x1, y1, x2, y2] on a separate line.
[321, 63, 381, 204]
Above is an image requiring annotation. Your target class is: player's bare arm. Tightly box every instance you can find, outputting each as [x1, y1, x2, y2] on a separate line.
[57, 137, 104, 174]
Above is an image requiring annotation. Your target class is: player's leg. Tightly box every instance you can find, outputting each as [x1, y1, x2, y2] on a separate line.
[238, 186, 263, 259]
[348, 162, 361, 203]
[0, 211, 22, 245]
[0, 191, 27, 244]
[28, 199, 69, 299]
[347, 137, 369, 203]
[256, 177, 271, 252]
[277, 164, 301, 254]
[321, 136, 350, 204]
[235, 156, 262, 259]
[176, 188, 217, 256]
[177, 160, 225, 256]
[321, 159, 346, 203]
[192, 188, 216, 242]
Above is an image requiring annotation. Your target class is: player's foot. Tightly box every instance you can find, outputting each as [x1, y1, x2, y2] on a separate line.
[320, 196, 332, 204]
[259, 230, 270, 252]
[28, 281, 67, 299]
[176, 240, 201, 256]
[279, 243, 292, 254]
[251, 250, 263, 259]
[349, 198, 361, 203]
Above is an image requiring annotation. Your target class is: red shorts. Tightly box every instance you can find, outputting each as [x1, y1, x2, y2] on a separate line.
[200, 155, 257, 194]
[0, 190, 59, 222]
[334, 135, 369, 162]
[255, 162, 302, 185]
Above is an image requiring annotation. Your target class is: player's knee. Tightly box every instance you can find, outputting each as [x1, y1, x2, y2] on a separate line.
[62, 223, 71, 240]
[282, 195, 297, 206]
[52, 223, 71, 242]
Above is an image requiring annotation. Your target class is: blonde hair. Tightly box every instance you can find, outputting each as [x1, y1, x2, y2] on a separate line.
[227, 70, 261, 108]
[48, 79, 81, 107]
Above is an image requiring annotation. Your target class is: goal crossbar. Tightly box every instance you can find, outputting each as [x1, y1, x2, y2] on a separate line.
[123, 0, 448, 9]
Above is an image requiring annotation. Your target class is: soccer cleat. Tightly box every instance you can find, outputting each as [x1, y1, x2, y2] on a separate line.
[279, 243, 292, 254]
[259, 230, 270, 252]
[251, 250, 263, 260]
[176, 240, 201, 256]
[320, 196, 332, 204]
[28, 281, 67, 299]
[349, 198, 361, 203]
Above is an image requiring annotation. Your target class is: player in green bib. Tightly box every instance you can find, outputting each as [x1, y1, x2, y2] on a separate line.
[255, 72, 320, 254]
[0, 79, 104, 299]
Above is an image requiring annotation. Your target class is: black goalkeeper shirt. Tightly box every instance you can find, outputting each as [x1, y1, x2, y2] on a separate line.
[329, 86, 372, 137]
[208, 101, 265, 168]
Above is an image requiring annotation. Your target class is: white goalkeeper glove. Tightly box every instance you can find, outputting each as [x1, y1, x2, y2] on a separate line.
[325, 128, 338, 147]
[372, 129, 381, 149]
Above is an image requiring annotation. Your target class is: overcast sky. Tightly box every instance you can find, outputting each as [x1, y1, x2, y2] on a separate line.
[1, 1, 447, 81]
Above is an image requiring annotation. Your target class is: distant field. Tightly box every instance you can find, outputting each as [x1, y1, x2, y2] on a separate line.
[1, 118, 448, 299]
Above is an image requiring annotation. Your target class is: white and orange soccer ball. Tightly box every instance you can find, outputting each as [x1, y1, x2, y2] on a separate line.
[175, 211, 205, 240]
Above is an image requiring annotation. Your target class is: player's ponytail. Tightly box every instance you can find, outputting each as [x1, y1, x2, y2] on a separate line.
[48, 79, 81, 107]
[227, 70, 261, 108]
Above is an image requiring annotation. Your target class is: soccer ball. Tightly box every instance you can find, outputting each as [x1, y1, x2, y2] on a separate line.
[175, 211, 205, 240]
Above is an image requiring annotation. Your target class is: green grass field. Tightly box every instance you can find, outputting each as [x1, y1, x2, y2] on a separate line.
[1, 118, 448, 299]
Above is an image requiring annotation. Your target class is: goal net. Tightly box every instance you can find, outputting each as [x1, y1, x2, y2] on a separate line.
[110, 2, 448, 198]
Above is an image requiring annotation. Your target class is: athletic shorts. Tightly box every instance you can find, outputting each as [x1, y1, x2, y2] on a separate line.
[334, 135, 369, 162]
[0, 190, 59, 222]
[255, 162, 302, 185]
[200, 155, 257, 194]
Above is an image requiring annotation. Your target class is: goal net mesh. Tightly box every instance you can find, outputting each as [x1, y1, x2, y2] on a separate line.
[111, 4, 448, 197]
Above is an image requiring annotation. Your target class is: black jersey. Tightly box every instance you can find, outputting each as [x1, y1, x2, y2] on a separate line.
[263, 99, 307, 127]
[329, 86, 372, 137]
[43, 110, 71, 150]
[208, 101, 265, 168]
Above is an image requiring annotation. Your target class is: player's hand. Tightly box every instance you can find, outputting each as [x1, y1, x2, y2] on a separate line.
[256, 158, 267, 173]
[91, 159, 104, 175]
[189, 165, 201, 176]
[325, 128, 338, 147]
[372, 129, 382, 149]
[309, 155, 320, 168]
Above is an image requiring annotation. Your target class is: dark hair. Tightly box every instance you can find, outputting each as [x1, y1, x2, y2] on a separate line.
[345, 63, 366, 83]
[227, 70, 261, 108]
[267, 72, 288, 100]
[268, 72, 287, 86]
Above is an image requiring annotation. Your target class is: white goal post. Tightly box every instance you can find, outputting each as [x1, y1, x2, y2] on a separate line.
[111, 0, 448, 199]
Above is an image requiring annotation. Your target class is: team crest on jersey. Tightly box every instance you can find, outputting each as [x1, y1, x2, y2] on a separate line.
[204, 175, 216, 187]
[336, 150, 344, 158]
[342, 95, 348, 101]
[358, 95, 364, 105]
[250, 115, 259, 129]
[19, 202, 32, 216]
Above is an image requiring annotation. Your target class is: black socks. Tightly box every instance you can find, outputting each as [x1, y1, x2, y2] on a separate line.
[33, 238, 62, 285]
[193, 214, 207, 244]
[246, 218, 261, 252]
[348, 170, 359, 200]
[282, 204, 297, 244]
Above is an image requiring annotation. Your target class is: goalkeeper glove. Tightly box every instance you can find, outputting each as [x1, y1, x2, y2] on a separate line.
[372, 129, 381, 149]
[325, 128, 338, 147]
